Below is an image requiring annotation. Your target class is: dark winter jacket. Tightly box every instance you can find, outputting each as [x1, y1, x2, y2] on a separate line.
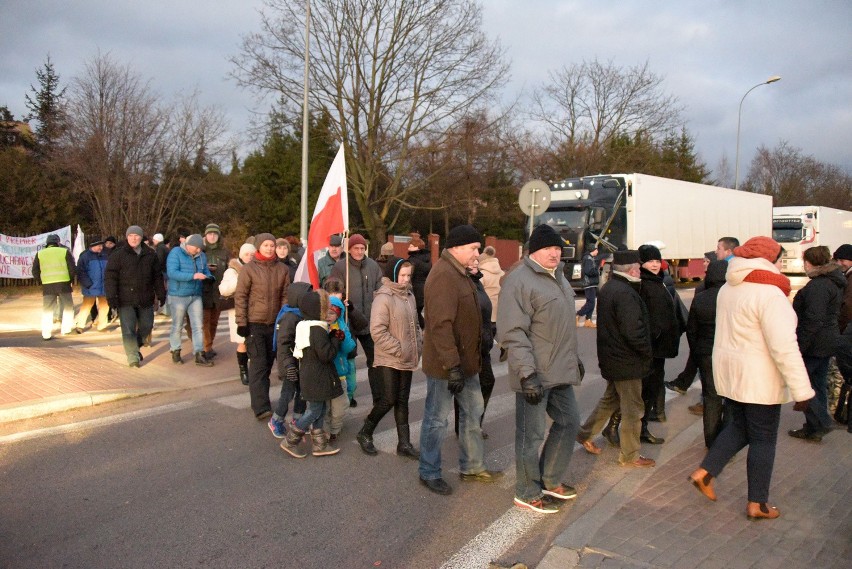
[792, 263, 846, 357]
[33, 244, 75, 296]
[639, 267, 682, 358]
[839, 265, 852, 333]
[104, 241, 165, 308]
[235, 255, 290, 326]
[470, 271, 493, 357]
[202, 238, 230, 309]
[317, 251, 343, 288]
[596, 272, 653, 381]
[422, 249, 482, 379]
[686, 260, 727, 357]
[580, 252, 600, 288]
[166, 244, 212, 297]
[275, 282, 312, 376]
[329, 255, 383, 335]
[295, 290, 344, 402]
[407, 248, 432, 311]
[76, 248, 109, 297]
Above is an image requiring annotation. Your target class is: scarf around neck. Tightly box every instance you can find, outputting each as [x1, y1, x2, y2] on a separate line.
[743, 270, 791, 297]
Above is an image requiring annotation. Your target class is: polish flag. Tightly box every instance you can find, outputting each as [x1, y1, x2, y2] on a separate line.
[294, 145, 349, 288]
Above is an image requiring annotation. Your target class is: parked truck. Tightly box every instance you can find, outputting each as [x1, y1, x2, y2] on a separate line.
[524, 173, 773, 287]
[772, 206, 852, 275]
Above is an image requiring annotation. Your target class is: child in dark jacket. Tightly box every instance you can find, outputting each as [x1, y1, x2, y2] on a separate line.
[268, 282, 313, 439]
[280, 289, 344, 458]
[686, 259, 728, 447]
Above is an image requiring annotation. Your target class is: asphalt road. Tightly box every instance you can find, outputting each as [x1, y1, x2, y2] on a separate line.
[0, 292, 699, 569]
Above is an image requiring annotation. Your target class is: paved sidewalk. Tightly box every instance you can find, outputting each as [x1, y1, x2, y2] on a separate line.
[0, 292, 240, 423]
[538, 405, 851, 569]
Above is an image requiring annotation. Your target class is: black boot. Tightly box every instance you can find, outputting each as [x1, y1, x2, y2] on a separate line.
[640, 424, 665, 444]
[195, 351, 214, 367]
[357, 419, 378, 455]
[171, 349, 183, 364]
[396, 424, 419, 459]
[602, 411, 621, 447]
[236, 352, 249, 385]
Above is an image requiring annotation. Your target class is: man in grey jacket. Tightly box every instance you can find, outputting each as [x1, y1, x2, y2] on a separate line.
[498, 224, 583, 514]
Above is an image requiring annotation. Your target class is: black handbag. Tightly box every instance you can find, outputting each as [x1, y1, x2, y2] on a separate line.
[835, 382, 850, 425]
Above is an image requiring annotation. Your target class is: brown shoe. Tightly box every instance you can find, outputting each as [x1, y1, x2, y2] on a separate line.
[577, 437, 601, 455]
[619, 455, 655, 467]
[747, 502, 780, 520]
[688, 402, 704, 415]
[583, 319, 597, 328]
[688, 468, 717, 501]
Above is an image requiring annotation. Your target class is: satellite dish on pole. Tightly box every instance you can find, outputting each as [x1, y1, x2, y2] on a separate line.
[518, 180, 551, 237]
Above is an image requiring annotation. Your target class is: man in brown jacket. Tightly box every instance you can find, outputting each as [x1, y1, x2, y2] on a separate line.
[419, 225, 501, 495]
[235, 233, 290, 419]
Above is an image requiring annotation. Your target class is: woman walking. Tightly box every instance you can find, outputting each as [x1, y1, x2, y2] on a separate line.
[219, 243, 255, 385]
[356, 258, 423, 458]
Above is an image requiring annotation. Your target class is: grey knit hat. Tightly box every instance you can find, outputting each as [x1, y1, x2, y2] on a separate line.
[186, 234, 204, 249]
[126, 225, 144, 238]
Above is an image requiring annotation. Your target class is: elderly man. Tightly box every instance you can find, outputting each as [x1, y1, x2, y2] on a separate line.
[166, 233, 214, 367]
[317, 234, 344, 288]
[104, 226, 166, 367]
[200, 223, 230, 359]
[419, 225, 501, 495]
[577, 249, 656, 468]
[33, 233, 76, 340]
[498, 224, 583, 514]
[74, 236, 109, 333]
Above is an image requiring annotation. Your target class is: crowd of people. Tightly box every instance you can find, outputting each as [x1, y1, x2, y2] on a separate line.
[32, 221, 852, 519]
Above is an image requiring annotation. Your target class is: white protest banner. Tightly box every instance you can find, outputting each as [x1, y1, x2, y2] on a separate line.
[0, 226, 72, 279]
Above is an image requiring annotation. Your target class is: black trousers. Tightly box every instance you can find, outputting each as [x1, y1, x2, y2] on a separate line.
[696, 354, 725, 447]
[246, 323, 275, 416]
[641, 357, 666, 427]
[356, 333, 380, 404]
[366, 366, 413, 426]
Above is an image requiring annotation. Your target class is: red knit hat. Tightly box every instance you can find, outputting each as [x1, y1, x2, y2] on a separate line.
[348, 234, 367, 250]
[733, 236, 782, 263]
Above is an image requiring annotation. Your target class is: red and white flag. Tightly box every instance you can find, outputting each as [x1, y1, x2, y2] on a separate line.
[294, 145, 349, 288]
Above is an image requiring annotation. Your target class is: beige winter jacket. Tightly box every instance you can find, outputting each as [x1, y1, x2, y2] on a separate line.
[478, 254, 504, 323]
[370, 278, 423, 371]
[713, 256, 815, 405]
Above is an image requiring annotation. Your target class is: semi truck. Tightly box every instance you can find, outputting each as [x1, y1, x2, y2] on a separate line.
[524, 173, 772, 287]
[772, 206, 852, 275]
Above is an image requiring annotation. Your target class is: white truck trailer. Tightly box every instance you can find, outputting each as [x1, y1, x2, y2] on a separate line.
[772, 206, 852, 275]
[525, 173, 773, 284]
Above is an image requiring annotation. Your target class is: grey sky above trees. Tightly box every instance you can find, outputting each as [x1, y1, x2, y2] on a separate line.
[1, 0, 850, 177]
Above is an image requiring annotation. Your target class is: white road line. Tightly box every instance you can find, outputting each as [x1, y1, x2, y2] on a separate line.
[0, 401, 198, 445]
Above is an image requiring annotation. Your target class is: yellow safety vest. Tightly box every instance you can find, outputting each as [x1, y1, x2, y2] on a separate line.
[36, 247, 70, 284]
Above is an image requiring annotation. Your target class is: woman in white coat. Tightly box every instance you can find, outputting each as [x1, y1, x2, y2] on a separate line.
[688, 236, 815, 520]
[219, 243, 255, 385]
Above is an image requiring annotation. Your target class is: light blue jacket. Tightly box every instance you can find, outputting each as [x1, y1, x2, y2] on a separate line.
[167, 244, 212, 297]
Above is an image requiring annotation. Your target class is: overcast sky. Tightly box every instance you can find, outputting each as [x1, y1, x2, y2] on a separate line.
[2, 0, 851, 181]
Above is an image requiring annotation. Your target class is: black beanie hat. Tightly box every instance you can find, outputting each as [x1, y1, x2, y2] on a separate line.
[613, 249, 641, 265]
[444, 225, 482, 249]
[297, 289, 329, 321]
[528, 224, 564, 254]
[834, 244, 852, 262]
[638, 244, 662, 263]
[383, 256, 410, 282]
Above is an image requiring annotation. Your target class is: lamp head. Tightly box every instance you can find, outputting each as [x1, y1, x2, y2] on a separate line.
[766, 75, 781, 84]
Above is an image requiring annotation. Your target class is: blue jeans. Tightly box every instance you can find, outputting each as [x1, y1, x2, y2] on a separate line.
[802, 356, 832, 433]
[118, 305, 154, 364]
[576, 286, 597, 319]
[515, 384, 580, 500]
[418, 375, 485, 481]
[701, 400, 780, 503]
[168, 295, 204, 353]
[295, 400, 327, 431]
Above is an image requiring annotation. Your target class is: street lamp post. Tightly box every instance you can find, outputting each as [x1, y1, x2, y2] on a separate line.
[735, 75, 781, 190]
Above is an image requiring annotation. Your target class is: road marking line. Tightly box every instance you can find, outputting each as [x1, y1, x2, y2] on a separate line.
[0, 401, 197, 444]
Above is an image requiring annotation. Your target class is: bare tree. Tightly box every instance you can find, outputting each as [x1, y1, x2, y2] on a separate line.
[743, 140, 852, 209]
[231, 0, 509, 243]
[530, 59, 684, 176]
[60, 53, 231, 237]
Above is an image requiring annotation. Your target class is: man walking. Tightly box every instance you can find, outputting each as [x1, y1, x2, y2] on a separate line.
[104, 225, 165, 367]
[498, 224, 583, 514]
[32, 233, 76, 340]
[575, 245, 600, 327]
[419, 225, 499, 496]
[201, 223, 229, 359]
[166, 233, 214, 366]
[577, 249, 656, 468]
[74, 236, 109, 333]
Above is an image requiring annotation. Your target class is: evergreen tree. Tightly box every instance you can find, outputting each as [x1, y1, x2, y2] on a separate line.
[24, 55, 66, 155]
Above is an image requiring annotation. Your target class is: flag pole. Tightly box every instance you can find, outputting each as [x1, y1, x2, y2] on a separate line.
[299, 0, 311, 243]
[343, 230, 350, 325]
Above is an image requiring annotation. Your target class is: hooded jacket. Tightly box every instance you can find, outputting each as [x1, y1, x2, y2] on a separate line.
[329, 295, 357, 376]
[329, 254, 383, 335]
[792, 262, 846, 357]
[686, 260, 727, 357]
[275, 281, 312, 374]
[639, 267, 681, 358]
[713, 256, 815, 404]
[370, 277, 422, 371]
[166, 244, 212, 297]
[77, 248, 109, 297]
[295, 290, 344, 402]
[497, 256, 581, 390]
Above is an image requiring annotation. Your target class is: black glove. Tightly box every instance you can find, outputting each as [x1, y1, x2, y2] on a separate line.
[329, 328, 345, 341]
[447, 367, 465, 395]
[793, 399, 811, 412]
[285, 365, 299, 383]
[237, 325, 249, 338]
[578, 358, 585, 380]
[520, 373, 543, 405]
